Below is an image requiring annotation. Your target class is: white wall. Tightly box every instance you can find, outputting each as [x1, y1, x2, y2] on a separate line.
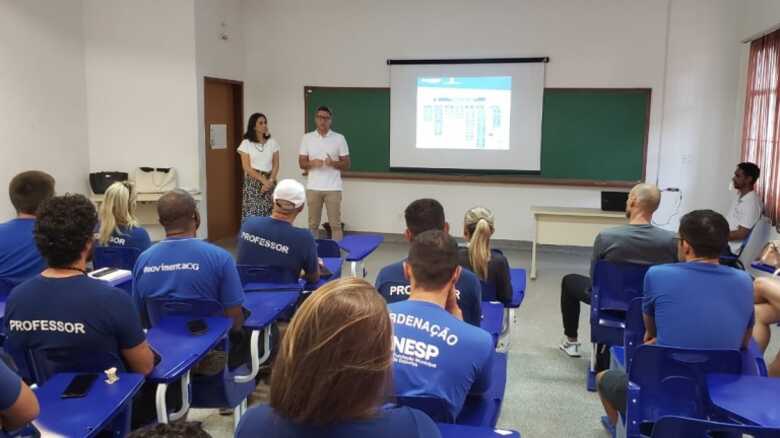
[742, 0, 780, 42]
[0, 0, 89, 218]
[243, 0, 746, 240]
[194, 0, 245, 237]
[83, 0, 200, 191]
[738, 0, 780, 246]
[653, 0, 743, 223]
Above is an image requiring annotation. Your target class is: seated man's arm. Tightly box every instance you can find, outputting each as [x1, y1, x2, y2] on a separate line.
[469, 346, 494, 396]
[0, 361, 38, 431]
[642, 270, 658, 345]
[642, 314, 657, 345]
[589, 234, 606, 279]
[221, 259, 248, 331]
[121, 341, 155, 375]
[114, 293, 155, 375]
[224, 305, 246, 332]
[303, 240, 320, 284]
[729, 226, 751, 242]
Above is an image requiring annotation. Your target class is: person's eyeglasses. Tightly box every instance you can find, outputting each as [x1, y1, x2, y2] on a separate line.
[315, 115, 331, 120]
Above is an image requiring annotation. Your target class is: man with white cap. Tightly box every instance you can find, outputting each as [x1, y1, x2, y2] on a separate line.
[237, 179, 320, 284]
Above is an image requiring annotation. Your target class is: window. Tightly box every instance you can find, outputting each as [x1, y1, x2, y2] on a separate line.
[742, 29, 780, 225]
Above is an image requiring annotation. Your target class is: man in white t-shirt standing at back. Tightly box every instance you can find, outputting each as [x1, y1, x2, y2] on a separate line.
[299, 106, 350, 241]
[725, 162, 763, 255]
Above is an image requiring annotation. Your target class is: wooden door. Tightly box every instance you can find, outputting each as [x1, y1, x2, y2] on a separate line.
[204, 77, 244, 242]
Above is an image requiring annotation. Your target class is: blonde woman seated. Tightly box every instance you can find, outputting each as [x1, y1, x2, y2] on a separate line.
[753, 276, 780, 376]
[96, 181, 151, 252]
[236, 278, 440, 438]
[458, 207, 512, 304]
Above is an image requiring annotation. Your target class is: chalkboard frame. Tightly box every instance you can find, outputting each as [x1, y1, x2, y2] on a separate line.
[303, 86, 650, 188]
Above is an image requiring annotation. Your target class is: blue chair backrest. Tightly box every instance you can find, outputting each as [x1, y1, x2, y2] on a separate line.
[315, 239, 341, 258]
[26, 347, 124, 385]
[592, 261, 651, 313]
[651, 415, 780, 438]
[236, 264, 299, 286]
[624, 297, 645, 370]
[94, 246, 141, 270]
[629, 345, 743, 421]
[395, 395, 454, 423]
[0, 279, 13, 295]
[736, 226, 754, 257]
[479, 280, 498, 302]
[144, 296, 223, 327]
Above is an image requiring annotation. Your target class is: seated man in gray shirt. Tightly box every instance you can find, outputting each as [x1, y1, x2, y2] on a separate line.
[559, 184, 677, 358]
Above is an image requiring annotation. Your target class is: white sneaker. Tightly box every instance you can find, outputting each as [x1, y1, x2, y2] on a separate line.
[559, 339, 581, 357]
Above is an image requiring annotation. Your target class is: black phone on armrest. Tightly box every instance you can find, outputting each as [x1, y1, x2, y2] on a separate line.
[187, 319, 208, 336]
[61, 373, 98, 399]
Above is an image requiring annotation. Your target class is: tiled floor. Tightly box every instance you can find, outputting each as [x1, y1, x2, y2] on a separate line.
[191, 239, 780, 438]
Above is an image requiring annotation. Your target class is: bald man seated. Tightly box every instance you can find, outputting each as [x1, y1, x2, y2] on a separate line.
[559, 184, 677, 359]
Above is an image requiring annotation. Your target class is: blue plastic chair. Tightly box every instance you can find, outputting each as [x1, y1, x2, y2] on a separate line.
[396, 396, 455, 423]
[315, 239, 342, 258]
[395, 352, 508, 428]
[457, 352, 508, 427]
[145, 297, 257, 429]
[436, 423, 522, 438]
[649, 415, 780, 438]
[93, 246, 141, 270]
[0, 279, 13, 295]
[25, 347, 124, 385]
[18, 347, 134, 437]
[620, 345, 744, 438]
[338, 234, 384, 277]
[236, 264, 302, 289]
[588, 261, 651, 390]
[720, 227, 753, 269]
[609, 298, 768, 378]
[609, 297, 645, 372]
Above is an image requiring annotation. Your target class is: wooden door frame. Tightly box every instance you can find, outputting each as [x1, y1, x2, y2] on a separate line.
[204, 76, 244, 242]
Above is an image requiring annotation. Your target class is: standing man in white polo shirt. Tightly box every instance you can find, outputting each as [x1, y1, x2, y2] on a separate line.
[299, 106, 350, 241]
[725, 162, 763, 255]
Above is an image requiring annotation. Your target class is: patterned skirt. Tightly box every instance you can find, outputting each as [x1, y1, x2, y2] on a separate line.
[242, 173, 273, 219]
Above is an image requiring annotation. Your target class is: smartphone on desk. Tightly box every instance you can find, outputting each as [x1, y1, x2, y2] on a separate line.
[187, 319, 208, 336]
[92, 267, 119, 278]
[61, 373, 98, 399]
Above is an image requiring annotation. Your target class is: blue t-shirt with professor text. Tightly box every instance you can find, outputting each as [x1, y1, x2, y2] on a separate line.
[236, 217, 318, 278]
[5, 275, 146, 364]
[375, 260, 482, 327]
[104, 225, 152, 252]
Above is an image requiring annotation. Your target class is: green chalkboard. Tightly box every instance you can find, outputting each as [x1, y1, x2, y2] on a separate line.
[303, 86, 649, 185]
[305, 87, 390, 173]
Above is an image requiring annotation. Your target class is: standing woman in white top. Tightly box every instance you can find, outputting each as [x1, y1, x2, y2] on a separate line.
[238, 113, 280, 218]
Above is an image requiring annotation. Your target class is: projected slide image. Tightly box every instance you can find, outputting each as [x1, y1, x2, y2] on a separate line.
[416, 76, 511, 150]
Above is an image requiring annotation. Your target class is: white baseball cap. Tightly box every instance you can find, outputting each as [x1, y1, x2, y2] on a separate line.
[273, 179, 306, 209]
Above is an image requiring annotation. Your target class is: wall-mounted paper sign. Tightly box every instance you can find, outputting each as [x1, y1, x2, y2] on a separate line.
[210, 124, 227, 149]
